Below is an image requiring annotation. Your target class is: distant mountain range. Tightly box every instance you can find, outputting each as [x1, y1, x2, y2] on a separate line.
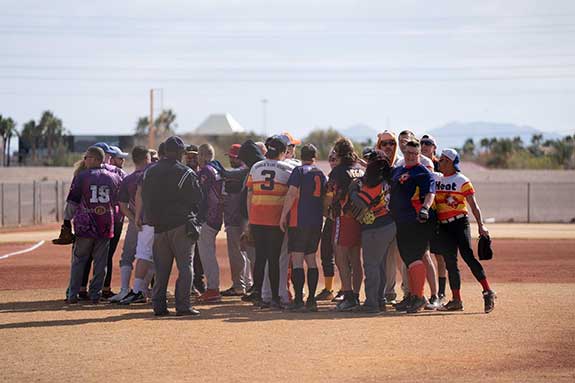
[340, 123, 379, 143]
[426, 121, 564, 150]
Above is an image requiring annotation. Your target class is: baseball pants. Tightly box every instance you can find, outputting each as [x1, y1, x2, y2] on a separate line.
[69, 237, 110, 301]
[362, 222, 397, 309]
[152, 224, 194, 314]
[251, 224, 284, 301]
[198, 223, 221, 291]
[439, 216, 487, 291]
[261, 231, 290, 303]
[225, 224, 250, 291]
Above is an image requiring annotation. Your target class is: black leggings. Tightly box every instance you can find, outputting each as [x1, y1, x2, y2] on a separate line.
[82, 221, 123, 289]
[439, 216, 486, 291]
[251, 224, 284, 300]
[320, 218, 335, 278]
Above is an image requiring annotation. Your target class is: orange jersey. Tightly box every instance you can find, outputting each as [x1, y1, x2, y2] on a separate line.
[246, 159, 294, 226]
[434, 172, 475, 221]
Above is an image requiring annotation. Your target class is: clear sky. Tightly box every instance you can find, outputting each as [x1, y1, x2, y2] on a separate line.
[1, 0, 574, 141]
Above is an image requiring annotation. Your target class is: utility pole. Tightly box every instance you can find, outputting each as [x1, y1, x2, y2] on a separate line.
[261, 98, 268, 137]
[148, 89, 155, 149]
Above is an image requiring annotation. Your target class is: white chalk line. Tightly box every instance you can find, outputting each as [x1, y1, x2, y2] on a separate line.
[0, 240, 45, 260]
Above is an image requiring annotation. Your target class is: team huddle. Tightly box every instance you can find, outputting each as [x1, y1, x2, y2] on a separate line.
[56, 129, 496, 316]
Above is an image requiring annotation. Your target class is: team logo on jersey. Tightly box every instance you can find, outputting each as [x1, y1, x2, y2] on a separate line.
[445, 194, 459, 209]
[399, 172, 410, 184]
[94, 206, 107, 215]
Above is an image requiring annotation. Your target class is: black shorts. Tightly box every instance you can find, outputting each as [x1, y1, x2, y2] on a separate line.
[396, 220, 433, 266]
[429, 222, 442, 254]
[288, 226, 322, 254]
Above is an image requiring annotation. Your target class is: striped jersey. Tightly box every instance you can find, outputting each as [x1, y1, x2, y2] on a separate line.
[246, 159, 294, 226]
[435, 172, 475, 221]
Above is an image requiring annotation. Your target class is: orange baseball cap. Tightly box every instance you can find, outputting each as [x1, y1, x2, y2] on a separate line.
[281, 131, 301, 145]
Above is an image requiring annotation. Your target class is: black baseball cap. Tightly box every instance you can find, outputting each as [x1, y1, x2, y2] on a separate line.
[300, 144, 317, 161]
[266, 135, 290, 153]
[185, 144, 198, 154]
[164, 136, 185, 153]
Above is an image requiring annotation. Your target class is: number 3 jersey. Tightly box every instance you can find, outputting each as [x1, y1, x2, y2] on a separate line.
[246, 159, 294, 226]
[66, 167, 123, 238]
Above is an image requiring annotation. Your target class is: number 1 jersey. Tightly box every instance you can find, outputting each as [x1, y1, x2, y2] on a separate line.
[67, 167, 122, 238]
[246, 159, 294, 226]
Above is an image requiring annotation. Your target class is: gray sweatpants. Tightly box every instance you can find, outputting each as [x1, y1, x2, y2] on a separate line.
[383, 238, 401, 301]
[225, 225, 249, 291]
[119, 221, 138, 268]
[152, 224, 194, 313]
[69, 237, 110, 300]
[198, 223, 221, 291]
[361, 223, 397, 308]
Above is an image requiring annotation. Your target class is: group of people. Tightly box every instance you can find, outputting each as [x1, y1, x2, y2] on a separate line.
[57, 129, 496, 316]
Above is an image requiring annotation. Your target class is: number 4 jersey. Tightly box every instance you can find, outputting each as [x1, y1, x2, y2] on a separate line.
[66, 167, 123, 238]
[246, 159, 294, 226]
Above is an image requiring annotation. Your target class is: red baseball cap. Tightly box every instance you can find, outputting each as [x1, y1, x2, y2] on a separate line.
[226, 144, 241, 158]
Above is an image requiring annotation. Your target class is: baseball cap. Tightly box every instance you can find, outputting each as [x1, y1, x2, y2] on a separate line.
[93, 142, 114, 155]
[185, 144, 198, 154]
[300, 144, 317, 161]
[441, 148, 461, 172]
[225, 144, 241, 158]
[266, 135, 290, 153]
[164, 136, 185, 153]
[109, 145, 129, 159]
[421, 134, 437, 147]
[281, 131, 301, 145]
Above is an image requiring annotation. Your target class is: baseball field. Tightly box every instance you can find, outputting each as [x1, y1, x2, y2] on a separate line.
[1, 223, 574, 382]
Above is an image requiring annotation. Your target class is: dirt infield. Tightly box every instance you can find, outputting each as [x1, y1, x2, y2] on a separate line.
[1, 237, 574, 382]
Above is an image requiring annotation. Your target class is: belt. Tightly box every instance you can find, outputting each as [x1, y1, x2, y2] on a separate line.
[440, 213, 467, 224]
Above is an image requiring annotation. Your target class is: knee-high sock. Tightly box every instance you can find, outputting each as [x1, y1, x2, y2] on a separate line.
[438, 276, 446, 297]
[292, 268, 305, 303]
[307, 268, 319, 299]
[120, 265, 132, 290]
[408, 261, 426, 298]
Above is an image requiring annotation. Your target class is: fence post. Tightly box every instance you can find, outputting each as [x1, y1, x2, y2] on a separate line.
[527, 182, 531, 223]
[18, 183, 22, 226]
[39, 181, 43, 224]
[0, 183, 4, 227]
[55, 181, 60, 222]
[33, 181, 37, 224]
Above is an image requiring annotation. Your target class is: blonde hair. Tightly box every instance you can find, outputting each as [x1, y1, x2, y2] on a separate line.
[73, 159, 87, 176]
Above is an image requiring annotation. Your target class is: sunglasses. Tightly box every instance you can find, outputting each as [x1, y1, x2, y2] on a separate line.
[379, 140, 396, 147]
[84, 155, 96, 160]
[421, 140, 435, 146]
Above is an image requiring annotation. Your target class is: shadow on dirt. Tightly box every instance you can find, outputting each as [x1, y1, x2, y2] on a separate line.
[0, 297, 486, 330]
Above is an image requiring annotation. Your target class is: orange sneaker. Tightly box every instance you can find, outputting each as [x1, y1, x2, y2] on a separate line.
[197, 289, 222, 303]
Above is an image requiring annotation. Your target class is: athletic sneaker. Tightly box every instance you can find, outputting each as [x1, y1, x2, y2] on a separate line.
[286, 301, 306, 312]
[197, 289, 222, 303]
[406, 295, 428, 314]
[306, 298, 318, 312]
[66, 297, 79, 304]
[437, 293, 447, 306]
[241, 292, 260, 303]
[439, 299, 464, 311]
[425, 295, 441, 311]
[119, 290, 146, 305]
[483, 290, 497, 313]
[176, 308, 201, 317]
[101, 290, 116, 300]
[78, 291, 89, 301]
[331, 290, 345, 302]
[315, 288, 335, 301]
[221, 287, 245, 297]
[336, 297, 359, 312]
[356, 304, 380, 314]
[109, 288, 130, 303]
[393, 294, 412, 312]
[269, 298, 284, 311]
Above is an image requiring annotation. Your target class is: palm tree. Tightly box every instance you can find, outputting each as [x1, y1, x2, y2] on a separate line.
[38, 111, 64, 157]
[20, 120, 43, 162]
[0, 116, 17, 166]
[155, 109, 177, 135]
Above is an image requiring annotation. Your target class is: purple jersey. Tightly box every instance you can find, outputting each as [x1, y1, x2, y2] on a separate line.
[118, 169, 144, 215]
[67, 167, 122, 238]
[287, 164, 327, 227]
[198, 162, 224, 231]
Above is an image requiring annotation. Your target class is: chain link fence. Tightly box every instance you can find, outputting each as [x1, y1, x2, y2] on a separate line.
[0, 181, 574, 227]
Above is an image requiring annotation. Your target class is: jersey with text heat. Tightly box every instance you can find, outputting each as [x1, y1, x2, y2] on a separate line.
[434, 172, 475, 221]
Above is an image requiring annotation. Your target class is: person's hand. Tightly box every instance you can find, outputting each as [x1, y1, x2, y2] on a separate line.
[279, 215, 288, 233]
[479, 224, 489, 237]
[417, 207, 429, 223]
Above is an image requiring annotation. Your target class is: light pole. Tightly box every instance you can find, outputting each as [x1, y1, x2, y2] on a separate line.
[261, 98, 268, 137]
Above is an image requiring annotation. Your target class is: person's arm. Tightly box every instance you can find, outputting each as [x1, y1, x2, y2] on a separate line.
[134, 185, 143, 231]
[119, 202, 134, 223]
[279, 186, 299, 232]
[246, 190, 252, 221]
[466, 194, 489, 237]
[417, 170, 436, 223]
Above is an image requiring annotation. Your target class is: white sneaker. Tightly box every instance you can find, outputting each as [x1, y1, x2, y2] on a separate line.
[109, 288, 130, 303]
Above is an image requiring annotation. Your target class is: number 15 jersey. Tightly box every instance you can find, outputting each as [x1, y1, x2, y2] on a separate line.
[246, 159, 294, 226]
[67, 167, 122, 239]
